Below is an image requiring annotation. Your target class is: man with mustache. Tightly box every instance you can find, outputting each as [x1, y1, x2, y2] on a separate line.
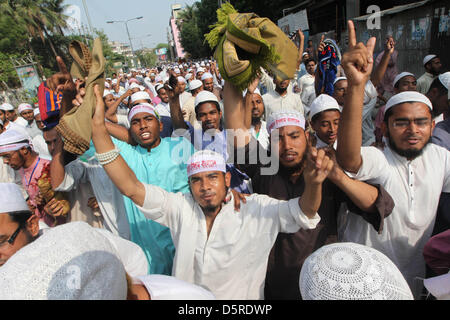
[223, 79, 394, 299]
[336, 20, 450, 299]
[90, 82, 334, 298]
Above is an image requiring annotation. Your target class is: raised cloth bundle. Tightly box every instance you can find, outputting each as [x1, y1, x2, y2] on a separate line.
[205, 3, 298, 91]
[56, 38, 105, 155]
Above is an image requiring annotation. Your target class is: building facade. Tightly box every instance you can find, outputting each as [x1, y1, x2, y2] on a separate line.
[169, 4, 186, 59]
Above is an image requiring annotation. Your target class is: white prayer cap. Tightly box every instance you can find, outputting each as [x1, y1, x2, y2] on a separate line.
[130, 91, 151, 104]
[0, 129, 31, 154]
[136, 275, 216, 300]
[333, 77, 347, 86]
[302, 52, 309, 57]
[185, 73, 192, 81]
[106, 77, 111, 81]
[189, 80, 203, 91]
[267, 111, 306, 135]
[128, 103, 159, 123]
[195, 63, 200, 68]
[103, 90, 113, 98]
[438, 72, 450, 90]
[111, 79, 118, 85]
[104, 81, 111, 89]
[423, 54, 437, 66]
[129, 83, 142, 90]
[201, 72, 213, 81]
[423, 273, 450, 300]
[155, 83, 165, 93]
[299, 242, 414, 300]
[33, 108, 40, 116]
[393, 72, 415, 87]
[197, 67, 205, 73]
[385, 91, 433, 113]
[242, 88, 262, 97]
[194, 90, 219, 108]
[187, 150, 226, 177]
[174, 68, 181, 74]
[177, 76, 186, 84]
[17, 103, 33, 114]
[0, 103, 14, 111]
[200, 62, 205, 67]
[0, 222, 128, 300]
[309, 94, 341, 121]
[150, 73, 156, 77]
[0, 183, 29, 213]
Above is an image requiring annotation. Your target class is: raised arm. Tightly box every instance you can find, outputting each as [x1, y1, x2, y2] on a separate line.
[105, 89, 132, 123]
[166, 74, 188, 130]
[91, 85, 146, 206]
[336, 20, 376, 173]
[296, 29, 305, 70]
[300, 147, 334, 218]
[223, 81, 252, 148]
[370, 36, 395, 87]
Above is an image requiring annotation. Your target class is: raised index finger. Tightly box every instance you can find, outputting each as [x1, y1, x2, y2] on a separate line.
[56, 56, 70, 76]
[347, 20, 357, 48]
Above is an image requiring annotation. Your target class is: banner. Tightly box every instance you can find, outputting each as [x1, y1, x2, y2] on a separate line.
[15, 64, 41, 97]
[278, 9, 309, 34]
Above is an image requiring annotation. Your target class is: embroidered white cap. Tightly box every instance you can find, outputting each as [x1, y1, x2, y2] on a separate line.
[130, 91, 152, 104]
[17, 103, 33, 114]
[128, 103, 159, 122]
[187, 150, 226, 177]
[0, 129, 31, 154]
[267, 111, 306, 134]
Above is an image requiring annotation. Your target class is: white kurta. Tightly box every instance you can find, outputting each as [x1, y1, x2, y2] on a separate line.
[250, 120, 269, 150]
[416, 72, 436, 95]
[155, 102, 171, 117]
[262, 91, 304, 120]
[136, 184, 320, 300]
[342, 143, 450, 299]
[55, 158, 131, 240]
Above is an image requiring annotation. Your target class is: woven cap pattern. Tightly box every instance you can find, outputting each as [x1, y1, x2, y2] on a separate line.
[299, 243, 413, 300]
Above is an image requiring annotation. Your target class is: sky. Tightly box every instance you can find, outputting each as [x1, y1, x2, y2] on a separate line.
[62, 0, 198, 50]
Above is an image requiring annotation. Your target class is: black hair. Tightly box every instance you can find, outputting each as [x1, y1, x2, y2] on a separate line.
[7, 210, 32, 226]
[305, 58, 316, 66]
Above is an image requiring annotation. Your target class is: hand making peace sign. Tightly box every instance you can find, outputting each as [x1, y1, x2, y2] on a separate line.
[341, 20, 377, 87]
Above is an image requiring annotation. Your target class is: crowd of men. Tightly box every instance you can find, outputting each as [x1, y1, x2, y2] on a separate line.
[0, 19, 449, 300]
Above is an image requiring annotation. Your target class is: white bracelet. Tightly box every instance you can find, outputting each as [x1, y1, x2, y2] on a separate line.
[95, 147, 120, 165]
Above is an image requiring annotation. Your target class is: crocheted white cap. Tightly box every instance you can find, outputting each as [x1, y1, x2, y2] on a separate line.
[17, 103, 33, 114]
[0, 222, 127, 300]
[189, 80, 203, 91]
[201, 72, 213, 81]
[187, 150, 226, 177]
[438, 71, 450, 90]
[195, 90, 219, 108]
[299, 242, 413, 300]
[0, 103, 14, 111]
[130, 91, 151, 104]
[267, 110, 306, 135]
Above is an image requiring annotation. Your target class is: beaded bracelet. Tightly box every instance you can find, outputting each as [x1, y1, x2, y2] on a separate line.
[95, 147, 121, 166]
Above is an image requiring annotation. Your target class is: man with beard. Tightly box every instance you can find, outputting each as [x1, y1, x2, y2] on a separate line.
[262, 75, 304, 119]
[416, 55, 442, 94]
[223, 79, 394, 299]
[336, 20, 450, 299]
[244, 87, 269, 150]
[91, 102, 331, 299]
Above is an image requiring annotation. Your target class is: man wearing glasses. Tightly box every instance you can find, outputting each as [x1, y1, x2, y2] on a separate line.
[0, 183, 40, 267]
[336, 21, 450, 299]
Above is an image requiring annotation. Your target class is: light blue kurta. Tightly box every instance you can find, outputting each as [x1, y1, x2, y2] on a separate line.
[113, 136, 194, 275]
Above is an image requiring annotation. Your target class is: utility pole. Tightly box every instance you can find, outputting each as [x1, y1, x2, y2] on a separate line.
[82, 0, 94, 36]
